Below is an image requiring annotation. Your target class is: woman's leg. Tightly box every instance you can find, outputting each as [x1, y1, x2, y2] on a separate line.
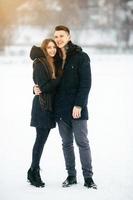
[31, 127, 50, 169]
[27, 127, 50, 187]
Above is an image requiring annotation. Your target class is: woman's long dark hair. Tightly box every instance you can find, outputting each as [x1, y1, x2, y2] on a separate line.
[41, 39, 57, 79]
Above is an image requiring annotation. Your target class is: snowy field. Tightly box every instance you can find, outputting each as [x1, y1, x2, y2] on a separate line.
[0, 52, 133, 200]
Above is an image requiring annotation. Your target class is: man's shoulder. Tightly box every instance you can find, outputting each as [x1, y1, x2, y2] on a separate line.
[78, 51, 90, 62]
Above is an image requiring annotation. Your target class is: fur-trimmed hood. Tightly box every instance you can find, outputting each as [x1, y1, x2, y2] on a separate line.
[30, 45, 44, 60]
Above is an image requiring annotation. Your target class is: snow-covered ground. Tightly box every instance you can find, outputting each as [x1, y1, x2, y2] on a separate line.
[0, 52, 133, 200]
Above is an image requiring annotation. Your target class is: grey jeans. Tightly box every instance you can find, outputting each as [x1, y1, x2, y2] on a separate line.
[58, 119, 93, 178]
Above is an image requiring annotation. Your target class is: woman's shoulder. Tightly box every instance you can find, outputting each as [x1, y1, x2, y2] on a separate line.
[33, 57, 46, 65]
[33, 58, 46, 70]
[33, 58, 40, 65]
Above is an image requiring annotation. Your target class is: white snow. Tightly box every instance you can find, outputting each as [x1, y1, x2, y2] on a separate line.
[0, 52, 133, 200]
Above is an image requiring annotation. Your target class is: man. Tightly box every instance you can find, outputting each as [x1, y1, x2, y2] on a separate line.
[34, 25, 97, 189]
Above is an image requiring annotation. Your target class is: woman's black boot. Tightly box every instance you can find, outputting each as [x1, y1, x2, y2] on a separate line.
[27, 168, 45, 187]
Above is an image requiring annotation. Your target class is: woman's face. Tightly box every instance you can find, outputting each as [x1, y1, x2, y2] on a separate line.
[46, 41, 57, 57]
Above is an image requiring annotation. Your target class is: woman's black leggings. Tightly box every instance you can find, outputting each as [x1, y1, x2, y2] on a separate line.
[31, 127, 50, 169]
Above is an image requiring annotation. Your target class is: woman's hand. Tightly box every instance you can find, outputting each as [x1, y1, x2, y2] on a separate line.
[33, 84, 42, 95]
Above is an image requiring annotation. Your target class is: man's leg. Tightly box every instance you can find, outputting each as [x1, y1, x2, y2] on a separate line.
[58, 120, 76, 177]
[72, 120, 93, 178]
[72, 120, 97, 189]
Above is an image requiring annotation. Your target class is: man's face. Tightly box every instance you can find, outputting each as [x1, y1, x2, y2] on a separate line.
[54, 30, 70, 49]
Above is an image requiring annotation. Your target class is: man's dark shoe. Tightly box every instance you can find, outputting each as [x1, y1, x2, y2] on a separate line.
[84, 177, 97, 189]
[62, 176, 77, 187]
[27, 168, 45, 187]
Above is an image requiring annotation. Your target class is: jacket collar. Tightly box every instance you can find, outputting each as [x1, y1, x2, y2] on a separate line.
[64, 41, 82, 56]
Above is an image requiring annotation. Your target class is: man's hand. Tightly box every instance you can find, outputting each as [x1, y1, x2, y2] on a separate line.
[72, 106, 82, 119]
[33, 84, 42, 95]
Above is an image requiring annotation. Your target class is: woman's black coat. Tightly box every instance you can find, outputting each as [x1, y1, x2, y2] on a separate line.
[30, 46, 60, 129]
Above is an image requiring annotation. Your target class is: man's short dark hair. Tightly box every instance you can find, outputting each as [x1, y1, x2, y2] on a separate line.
[54, 25, 70, 34]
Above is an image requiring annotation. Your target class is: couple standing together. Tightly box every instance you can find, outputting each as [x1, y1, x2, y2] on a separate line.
[27, 25, 97, 189]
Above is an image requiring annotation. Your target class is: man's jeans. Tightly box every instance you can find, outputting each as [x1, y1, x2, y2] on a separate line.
[58, 119, 93, 178]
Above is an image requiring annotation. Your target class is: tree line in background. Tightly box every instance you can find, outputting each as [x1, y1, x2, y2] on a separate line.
[0, 0, 133, 50]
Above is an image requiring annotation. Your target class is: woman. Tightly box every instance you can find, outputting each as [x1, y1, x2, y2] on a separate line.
[27, 39, 61, 187]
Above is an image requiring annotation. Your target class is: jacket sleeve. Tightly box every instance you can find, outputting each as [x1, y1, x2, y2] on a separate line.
[33, 61, 61, 94]
[74, 53, 91, 108]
